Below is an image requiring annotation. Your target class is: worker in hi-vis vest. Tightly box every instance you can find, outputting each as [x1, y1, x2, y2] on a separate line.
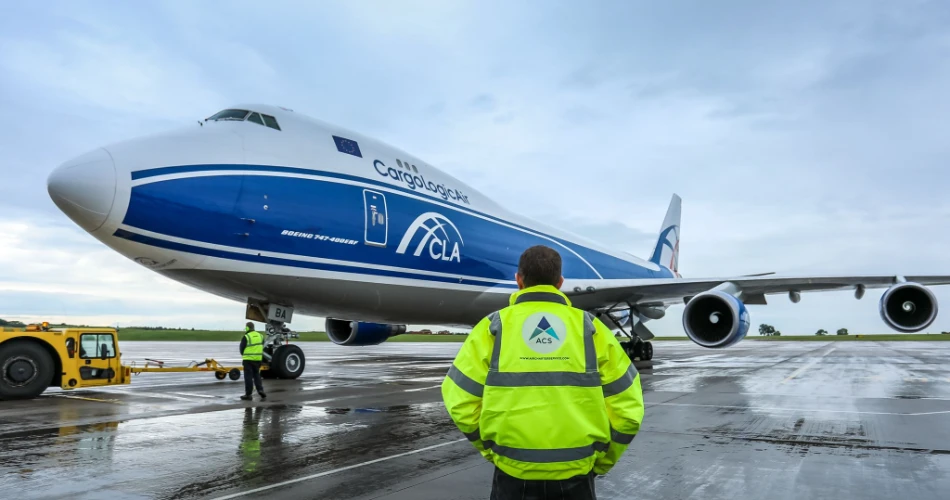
[442, 245, 644, 500]
[240, 322, 266, 401]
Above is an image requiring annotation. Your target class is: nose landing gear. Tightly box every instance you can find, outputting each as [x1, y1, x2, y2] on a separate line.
[247, 299, 306, 380]
[260, 321, 306, 379]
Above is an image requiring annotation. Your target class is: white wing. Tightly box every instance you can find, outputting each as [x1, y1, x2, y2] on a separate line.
[566, 274, 950, 310]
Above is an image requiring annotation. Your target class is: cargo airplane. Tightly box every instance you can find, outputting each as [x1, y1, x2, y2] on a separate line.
[44, 104, 950, 378]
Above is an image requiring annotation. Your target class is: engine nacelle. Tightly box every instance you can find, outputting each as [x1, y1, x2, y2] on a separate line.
[879, 282, 938, 333]
[682, 290, 750, 348]
[326, 319, 407, 346]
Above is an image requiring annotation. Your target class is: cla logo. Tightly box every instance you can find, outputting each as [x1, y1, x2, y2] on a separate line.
[396, 212, 464, 263]
[521, 313, 566, 354]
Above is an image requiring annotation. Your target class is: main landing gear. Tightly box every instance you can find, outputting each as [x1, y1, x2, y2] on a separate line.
[597, 305, 655, 362]
[246, 300, 306, 380]
[624, 338, 653, 362]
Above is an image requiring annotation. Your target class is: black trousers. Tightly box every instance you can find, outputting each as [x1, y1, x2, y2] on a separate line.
[490, 467, 596, 500]
[243, 361, 264, 396]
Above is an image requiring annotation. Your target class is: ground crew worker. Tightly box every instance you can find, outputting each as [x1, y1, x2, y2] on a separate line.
[442, 245, 644, 500]
[240, 322, 266, 401]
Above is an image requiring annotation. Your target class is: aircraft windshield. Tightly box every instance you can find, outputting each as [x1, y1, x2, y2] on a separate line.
[206, 109, 250, 121]
[204, 109, 281, 130]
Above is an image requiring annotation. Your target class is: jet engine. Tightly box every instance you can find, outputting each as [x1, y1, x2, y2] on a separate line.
[682, 290, 750, 348]
[879, 282, 938, 332]
[326, 319, 407, 346]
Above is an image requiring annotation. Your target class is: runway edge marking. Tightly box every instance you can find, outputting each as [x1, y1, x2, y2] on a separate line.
[209, 438, 467, 500]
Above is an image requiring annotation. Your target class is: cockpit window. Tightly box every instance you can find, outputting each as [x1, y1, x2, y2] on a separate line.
[207, 109, 250, 121]
[204, 109, 281, 131]
[247, 112, 265, 125]
[262, 114, 281, 131]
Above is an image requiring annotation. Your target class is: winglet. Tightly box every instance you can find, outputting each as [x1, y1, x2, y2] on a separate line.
[649, 194, 682, 276]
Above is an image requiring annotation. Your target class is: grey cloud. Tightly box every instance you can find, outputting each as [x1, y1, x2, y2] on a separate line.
[469, 93, 496, 111]
[425, 101, 446, 116]
[545, 218, 656, 254]
[561, 106, 605, 125]
[493, 111, 515, 124]
[560, 63, 609, 90]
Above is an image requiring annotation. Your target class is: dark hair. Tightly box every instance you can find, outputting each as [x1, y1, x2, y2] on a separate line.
[246, 322, 254, 330]
[518, 245, 562, 287]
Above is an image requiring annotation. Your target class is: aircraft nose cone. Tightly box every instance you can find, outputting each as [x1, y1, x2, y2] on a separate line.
[48, 148, 117, 232]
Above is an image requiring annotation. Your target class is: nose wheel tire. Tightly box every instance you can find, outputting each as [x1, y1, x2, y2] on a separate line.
[271, 344, 305, 379]
[0, 340, 54, 400]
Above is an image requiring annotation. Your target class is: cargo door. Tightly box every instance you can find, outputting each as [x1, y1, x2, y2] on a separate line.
[363, 189, 388, 247]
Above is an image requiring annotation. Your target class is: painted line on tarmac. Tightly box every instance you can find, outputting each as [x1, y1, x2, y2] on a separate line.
[403, 384, 443, 393]
[102, 392, 199, 402]
[306, 383, 444, 406]
[782, 347, 836, 383]
[168, 392, 221, 399]
[651, 401, 950, 416]
[210, 439, 468, 500]
[49, 394, 125, 405]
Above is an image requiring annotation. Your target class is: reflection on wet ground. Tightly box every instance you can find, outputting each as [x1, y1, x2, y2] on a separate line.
[1, 341, 949, 499]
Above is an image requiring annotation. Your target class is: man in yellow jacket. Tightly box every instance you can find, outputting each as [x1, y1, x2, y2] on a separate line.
[442, 245, 644, 499]
[240, 322, 266, 401]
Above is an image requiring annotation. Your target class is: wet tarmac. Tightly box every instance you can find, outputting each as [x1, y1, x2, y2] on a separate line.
[1, 340, 949, 499]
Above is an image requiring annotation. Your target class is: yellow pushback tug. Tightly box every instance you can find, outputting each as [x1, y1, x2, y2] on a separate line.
[0, 322, 244, 400]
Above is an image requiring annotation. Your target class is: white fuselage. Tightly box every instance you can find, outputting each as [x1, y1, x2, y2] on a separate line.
[48, 104, 674, 327]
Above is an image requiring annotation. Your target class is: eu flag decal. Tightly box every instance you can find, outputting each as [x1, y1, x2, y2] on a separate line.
[333, 135, 362, 158]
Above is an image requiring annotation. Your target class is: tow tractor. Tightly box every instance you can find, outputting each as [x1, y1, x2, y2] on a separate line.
[0, 322, 249, 400]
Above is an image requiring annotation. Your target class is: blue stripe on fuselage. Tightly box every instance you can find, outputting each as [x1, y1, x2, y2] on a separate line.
[135, 164, 606, 252]
[112, 229, 515, 288]
[124, 165, 664, 283]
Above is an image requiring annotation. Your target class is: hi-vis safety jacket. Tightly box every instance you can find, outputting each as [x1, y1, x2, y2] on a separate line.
[441, 285, 645, 480]
[242, 330, 264, 362]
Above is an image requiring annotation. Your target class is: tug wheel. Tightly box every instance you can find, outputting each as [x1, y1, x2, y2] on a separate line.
[0, 340, 54, 400]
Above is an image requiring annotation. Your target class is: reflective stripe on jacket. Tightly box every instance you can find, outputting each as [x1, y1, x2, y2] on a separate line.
[441, 284, 644, 480]
[242, 330, 264, 361]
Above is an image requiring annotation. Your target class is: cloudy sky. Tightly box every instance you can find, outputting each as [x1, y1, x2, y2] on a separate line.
[2, 1, 949, 335]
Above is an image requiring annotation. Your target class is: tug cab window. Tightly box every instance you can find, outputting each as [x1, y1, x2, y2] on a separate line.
[206, 109, 250, 121]
[79, 334, 116, 359]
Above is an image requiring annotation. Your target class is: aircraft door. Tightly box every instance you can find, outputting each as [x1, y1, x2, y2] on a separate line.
[363, 190, 388, 247]
[75, 333, 120, 387]
[232, 176, 268, 243]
